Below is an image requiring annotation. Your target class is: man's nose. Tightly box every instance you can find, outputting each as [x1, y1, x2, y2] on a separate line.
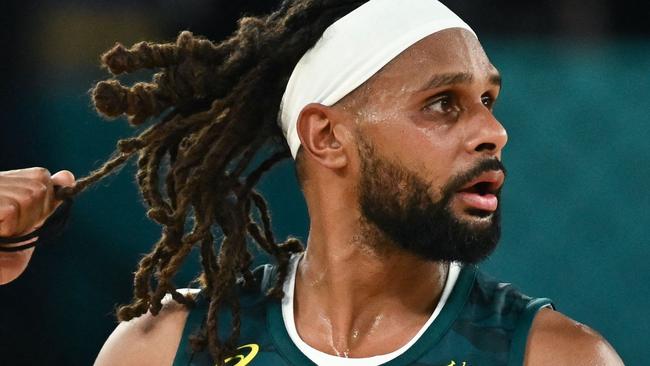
[463, 105, 508, 156]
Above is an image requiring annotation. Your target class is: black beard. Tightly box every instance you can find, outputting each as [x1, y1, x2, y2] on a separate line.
[357, 138, 506, 264]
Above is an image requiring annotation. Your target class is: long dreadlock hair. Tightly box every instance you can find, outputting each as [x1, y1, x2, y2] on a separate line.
[54, 0, 369, 363]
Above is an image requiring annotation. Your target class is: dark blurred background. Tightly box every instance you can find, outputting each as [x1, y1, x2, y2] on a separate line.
[1, 0, 648, 364]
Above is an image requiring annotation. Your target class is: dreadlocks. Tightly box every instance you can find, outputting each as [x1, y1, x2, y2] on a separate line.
[54, 0, 368, 363]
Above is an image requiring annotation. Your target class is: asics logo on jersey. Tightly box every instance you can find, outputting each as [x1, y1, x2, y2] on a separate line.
[223, 344, 260, 366]
[447, 361, 468, 366]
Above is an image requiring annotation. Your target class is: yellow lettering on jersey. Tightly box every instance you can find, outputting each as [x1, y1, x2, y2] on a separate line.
[447, 360, 468, 366]
[223, 344, 260, 366]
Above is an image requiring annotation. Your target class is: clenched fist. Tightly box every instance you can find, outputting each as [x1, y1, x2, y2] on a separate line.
[0, 168, 75, 285]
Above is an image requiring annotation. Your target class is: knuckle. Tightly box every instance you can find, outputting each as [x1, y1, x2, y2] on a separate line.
[26, 167, 51, 182]
[13, 191, 31, 207]
[36, 167, 52, 182]
[26, 190, 38, 202]
[3, 200, 20, 217]
[30, 184, 48, 200]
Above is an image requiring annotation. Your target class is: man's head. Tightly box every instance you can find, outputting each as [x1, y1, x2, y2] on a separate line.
[295, 28, 507, 263]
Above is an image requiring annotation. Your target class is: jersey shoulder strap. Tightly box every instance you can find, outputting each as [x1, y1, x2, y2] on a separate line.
[406, 266, 554, 366]
[461, 268, 554, 366]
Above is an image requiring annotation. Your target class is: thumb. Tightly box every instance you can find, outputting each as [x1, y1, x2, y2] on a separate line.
[51, 170, 76, 188]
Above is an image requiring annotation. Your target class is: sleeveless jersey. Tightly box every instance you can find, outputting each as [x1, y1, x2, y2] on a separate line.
[173, 263, 552, 366]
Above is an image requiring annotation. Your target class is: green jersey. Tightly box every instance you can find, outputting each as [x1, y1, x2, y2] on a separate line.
[173, 262, 552, 366]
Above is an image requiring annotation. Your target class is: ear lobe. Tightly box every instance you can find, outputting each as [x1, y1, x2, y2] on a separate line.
[296, 103, 349, 170]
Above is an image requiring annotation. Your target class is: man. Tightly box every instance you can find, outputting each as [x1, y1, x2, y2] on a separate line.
[1, 0, 623, 365]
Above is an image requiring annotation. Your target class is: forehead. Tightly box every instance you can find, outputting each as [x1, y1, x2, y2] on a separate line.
[358, 28, 496, 94]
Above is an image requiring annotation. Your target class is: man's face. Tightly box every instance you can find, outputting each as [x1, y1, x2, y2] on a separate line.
[348, 28, 507, 263]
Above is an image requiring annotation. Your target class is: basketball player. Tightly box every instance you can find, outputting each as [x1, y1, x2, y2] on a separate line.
[0, 0, 623, 364]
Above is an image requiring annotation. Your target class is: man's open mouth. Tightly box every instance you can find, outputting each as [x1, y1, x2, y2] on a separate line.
[455, 170, 504, 214]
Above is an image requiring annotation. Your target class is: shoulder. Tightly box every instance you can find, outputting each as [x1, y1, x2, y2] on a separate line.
[94, 289, 199, 366]
[524, 308, 624, 366]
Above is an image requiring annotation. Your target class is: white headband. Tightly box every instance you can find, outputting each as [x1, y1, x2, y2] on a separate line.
[278, 0, 476, 158]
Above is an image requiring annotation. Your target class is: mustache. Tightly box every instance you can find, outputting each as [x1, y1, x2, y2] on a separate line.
[443, 158, 507, 195]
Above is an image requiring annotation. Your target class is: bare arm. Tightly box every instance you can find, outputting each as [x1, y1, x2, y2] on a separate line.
[94, 295, 192, 366]
[525, 308, 624, 366]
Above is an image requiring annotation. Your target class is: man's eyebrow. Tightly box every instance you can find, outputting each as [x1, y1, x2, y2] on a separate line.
[489, 73, 502, 88]
[418, 72, 502, 92]
[420, 72, 473, 91]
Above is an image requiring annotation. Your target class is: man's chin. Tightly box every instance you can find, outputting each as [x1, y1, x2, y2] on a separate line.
[414, 208, 502, 264]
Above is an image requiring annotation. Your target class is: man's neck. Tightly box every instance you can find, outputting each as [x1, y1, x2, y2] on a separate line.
[292, 216, 449, 358]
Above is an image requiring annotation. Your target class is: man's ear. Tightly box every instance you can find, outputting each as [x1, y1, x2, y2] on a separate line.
[296, 103, 350, 170]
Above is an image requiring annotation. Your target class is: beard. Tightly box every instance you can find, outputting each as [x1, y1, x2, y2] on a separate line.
[357, 138, 506, 264]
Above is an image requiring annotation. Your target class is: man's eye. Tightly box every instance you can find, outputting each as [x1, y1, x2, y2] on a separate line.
[481, 95, 495, 109]
[424, 95, 454, 114]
